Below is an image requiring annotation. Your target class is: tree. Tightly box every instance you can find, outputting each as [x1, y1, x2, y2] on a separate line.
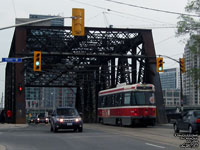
[176, 0, 200, 86]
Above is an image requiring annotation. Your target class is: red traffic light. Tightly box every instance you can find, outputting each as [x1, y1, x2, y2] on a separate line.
[18, 84, 23, 92]
[19, 87, 22, 91]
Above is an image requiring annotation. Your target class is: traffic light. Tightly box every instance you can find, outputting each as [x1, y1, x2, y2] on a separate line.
[72, 8, 85, 36]
[180, 58, 185, 74]
[18, 84, 23, 93]
[34, 51, 41, 71]
[156, 57, 163, 72]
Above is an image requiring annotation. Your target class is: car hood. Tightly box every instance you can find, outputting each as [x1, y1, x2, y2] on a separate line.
[56, 115, 80, 119]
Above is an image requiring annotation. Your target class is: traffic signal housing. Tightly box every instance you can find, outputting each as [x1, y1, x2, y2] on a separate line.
[34, 51, 41, 72]
[72, 8, 85, 36]
[180, 58, 185, 74]
[156, 57, 164, 72]
[18, 83, 23, 93]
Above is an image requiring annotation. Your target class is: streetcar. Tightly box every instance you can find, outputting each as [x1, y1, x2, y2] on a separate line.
[98, 83, 156, 126]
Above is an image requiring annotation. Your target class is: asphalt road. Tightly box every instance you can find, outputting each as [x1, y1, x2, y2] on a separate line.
[0, 123, 197, 150]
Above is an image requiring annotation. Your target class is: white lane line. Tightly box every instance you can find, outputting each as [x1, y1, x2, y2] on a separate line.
[146, 143, 165, 149]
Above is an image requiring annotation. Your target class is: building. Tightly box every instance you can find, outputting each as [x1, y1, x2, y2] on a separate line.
[160, 68, 181, 106]
[183, 40, 200, 105]
[16, 14, 64, 26]
[25, 87, 77, 115]
[29, 14, 64, 26]
[160, 68, 180, 90]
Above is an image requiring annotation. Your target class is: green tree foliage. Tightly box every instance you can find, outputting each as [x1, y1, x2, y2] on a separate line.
[177, 0, 200, 85]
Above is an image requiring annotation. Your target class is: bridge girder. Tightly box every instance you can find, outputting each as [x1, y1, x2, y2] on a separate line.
[5, 26, 167, 123]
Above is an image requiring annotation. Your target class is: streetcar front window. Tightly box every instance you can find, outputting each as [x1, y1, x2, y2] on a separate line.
[133, 92, 155, 105]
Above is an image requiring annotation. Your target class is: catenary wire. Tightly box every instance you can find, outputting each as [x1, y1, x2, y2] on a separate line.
[104, 0, 199, 17]
[67, 0, 174, 24]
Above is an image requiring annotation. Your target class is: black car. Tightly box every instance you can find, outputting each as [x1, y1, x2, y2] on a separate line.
[35, 113, 49, 124]
[50, 107, 83, 132]
[174, 110, 200, 134]
[28, 116, 36, 124]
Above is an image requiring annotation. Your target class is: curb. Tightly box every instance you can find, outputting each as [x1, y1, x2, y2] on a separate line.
[0, 124, 28, 129]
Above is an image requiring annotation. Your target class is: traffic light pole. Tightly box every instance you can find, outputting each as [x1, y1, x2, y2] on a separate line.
[180, 69, 184, 112]
[157, 55, 184, 113]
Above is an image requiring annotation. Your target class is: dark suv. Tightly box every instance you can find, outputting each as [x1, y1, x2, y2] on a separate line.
[50, 107, 83, 132]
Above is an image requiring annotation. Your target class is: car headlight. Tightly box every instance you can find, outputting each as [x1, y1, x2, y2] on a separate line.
[59, 118, 64, 123]
[37, 118, 40, 121]
[75, 118, 82, 122]
[56, 118, 64, 123]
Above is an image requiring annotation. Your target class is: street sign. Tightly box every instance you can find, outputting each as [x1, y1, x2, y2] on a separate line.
[2, 58, 22, 63]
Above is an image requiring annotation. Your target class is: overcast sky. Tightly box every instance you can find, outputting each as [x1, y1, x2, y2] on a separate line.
[0, 0, 190, 96]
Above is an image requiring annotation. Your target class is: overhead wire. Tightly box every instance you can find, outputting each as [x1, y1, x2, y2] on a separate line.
[68, 0, 174, 25]
[87, 13, 102, 22]
[155, 35, 176, 45]
[104, 0, 199, 17]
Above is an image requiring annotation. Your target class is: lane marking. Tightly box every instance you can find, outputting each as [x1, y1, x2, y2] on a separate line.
[146, 143, 165, 149]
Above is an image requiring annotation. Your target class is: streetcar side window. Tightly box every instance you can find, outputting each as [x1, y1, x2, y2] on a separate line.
[107, 95, 112, 107]
[110, 94, 115, 107]
[124, 92, 131, 106]
[131, 92, 136, 105]
[101, 96, 106, 107]
[115, 93, 123, 106]
[105, 96, 109, 107]
[98, 96, 102, 107]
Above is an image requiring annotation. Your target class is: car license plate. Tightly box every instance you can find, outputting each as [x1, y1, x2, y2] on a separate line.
[67, 123, 72, 126]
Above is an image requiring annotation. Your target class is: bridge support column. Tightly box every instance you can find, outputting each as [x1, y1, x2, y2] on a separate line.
[14, 28, 26, 124]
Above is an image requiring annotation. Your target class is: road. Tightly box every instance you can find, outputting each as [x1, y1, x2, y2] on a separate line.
[0, 123, 197, 150]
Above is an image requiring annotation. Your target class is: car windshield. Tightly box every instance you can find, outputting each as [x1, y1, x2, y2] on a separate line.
[38, 113, 45, 118]
[194, 111, 200, 117]
[133, 92, 155, 105]
[57, 108, 78, 116]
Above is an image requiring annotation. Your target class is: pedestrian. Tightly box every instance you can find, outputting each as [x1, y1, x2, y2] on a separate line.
[0, 110, 5, 123]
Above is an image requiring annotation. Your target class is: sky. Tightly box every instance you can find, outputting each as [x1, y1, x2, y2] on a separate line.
[0, 0, 190, 96]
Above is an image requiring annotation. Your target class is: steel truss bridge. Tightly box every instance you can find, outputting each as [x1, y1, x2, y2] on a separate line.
[5, 26, 167, 123]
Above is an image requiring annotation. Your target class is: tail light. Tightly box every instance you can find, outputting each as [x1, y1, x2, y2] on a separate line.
[152, 108, 156, 116]
[196, 119, 200, 123]
[133, 108, 138, 116]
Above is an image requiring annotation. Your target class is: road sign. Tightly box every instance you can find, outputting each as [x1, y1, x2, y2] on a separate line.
[2, 58, 22, 63]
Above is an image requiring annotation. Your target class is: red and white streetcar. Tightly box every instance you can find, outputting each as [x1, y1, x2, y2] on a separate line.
[98, 83, 156, 126]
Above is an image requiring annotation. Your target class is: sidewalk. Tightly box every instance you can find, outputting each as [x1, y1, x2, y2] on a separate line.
[0, 145, 6, 150]
[0, 123, 28, 129]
